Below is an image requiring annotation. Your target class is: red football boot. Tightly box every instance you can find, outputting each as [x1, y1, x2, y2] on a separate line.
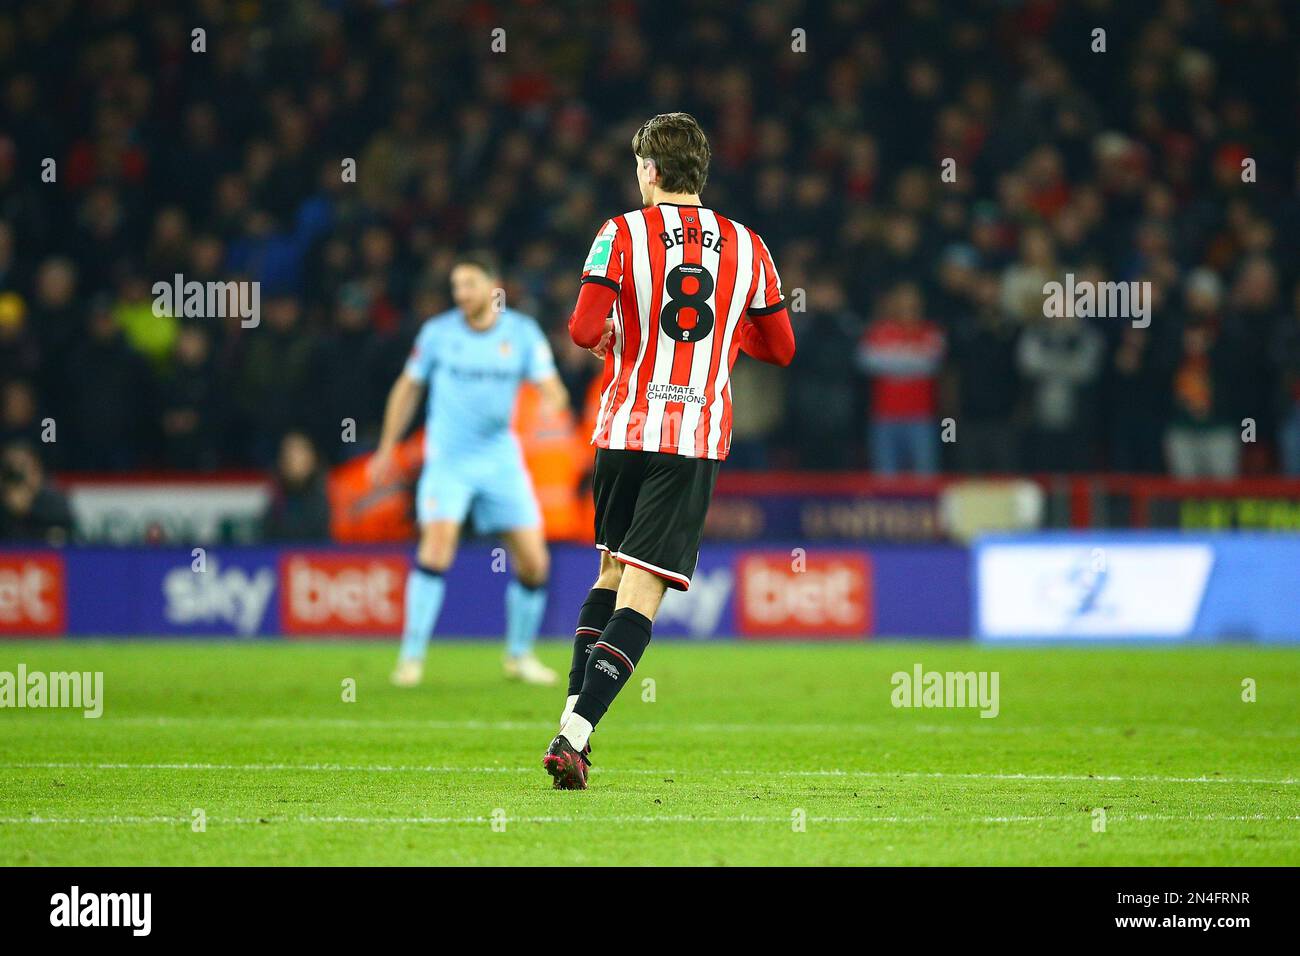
[542, 735, 591, 790]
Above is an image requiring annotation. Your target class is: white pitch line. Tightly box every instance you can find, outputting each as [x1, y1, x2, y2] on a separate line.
[0, 814, 991, 826]
[3, 762, 1296, 786]
[26, 715, 1296, 738]
[0, 812, 1296, 827]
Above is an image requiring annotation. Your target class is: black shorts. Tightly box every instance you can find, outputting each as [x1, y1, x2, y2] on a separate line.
[592, 447, 720, 591]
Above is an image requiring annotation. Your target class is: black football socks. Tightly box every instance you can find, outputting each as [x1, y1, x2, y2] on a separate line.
[572, 607, 653, 728]
[568, 587, 617, 696]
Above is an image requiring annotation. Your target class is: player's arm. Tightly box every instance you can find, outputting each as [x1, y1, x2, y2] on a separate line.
[738, 233, 795, 367]
[377, 372, 424, 457]
[371, 325, 435, 482]
[569, 281, 618, 350]
[738, 306, 795, 367]
[526, 322, 569, 413]
[536, 373, 570, 414]
[570, 219, 622, 351]
[370, 372, 424, 482]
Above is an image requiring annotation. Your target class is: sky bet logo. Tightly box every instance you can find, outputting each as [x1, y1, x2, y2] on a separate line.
[736, 552, 872, 637]
[50, 886, 151, 936]
[163, 557, 275, 636]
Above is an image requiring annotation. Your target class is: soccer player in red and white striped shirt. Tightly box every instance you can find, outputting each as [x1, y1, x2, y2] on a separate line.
[544, 113, 795, 789]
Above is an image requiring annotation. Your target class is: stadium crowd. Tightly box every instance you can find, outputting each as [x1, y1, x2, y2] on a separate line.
[2, 0, 1298, 495]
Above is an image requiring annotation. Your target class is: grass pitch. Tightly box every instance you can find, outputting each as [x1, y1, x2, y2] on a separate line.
[0, 640, 1296, 866]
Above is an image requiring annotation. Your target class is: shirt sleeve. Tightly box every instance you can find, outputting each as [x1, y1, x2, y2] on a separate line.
[403, 322, 438, 383]
[580, 218, 623, 292]
[737, 308, 796, 367]
[747, 232, 785, 316]
[524, 321, 558, 383]
[569, 281, 619, 349]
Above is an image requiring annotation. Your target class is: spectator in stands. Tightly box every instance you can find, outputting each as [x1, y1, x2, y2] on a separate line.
[233, 294, 316, 466]
[785, 274, 862, 470]
[1273, 281, 1300, 475]
[1001, 226, 1060, 323]
[116, 270, 177, 372]
[0, 1, 1296, 482]
[1225, 255, 1284, 455]
[0, 442, 71, 545]
[61, 295, 156, 471]
[224, 196, 332, 297]
[858, 212, 927, 305]
[1015, 287, 1103, 472]
[858, 283, 946, 475]
[28, 259, 81, 363]
[0, 222, 14, 292]
[948, 272, 1021, 473]
[1106, 322, 1173, 474]
[0, 291, 39, 383]
[0, 379, 43, 451]
[261, 431, 331, 543]
[931, 242, 981, 323]
[1165, 321, 1241, 479]
[309, 282, 390, 463]
[159, 322, 226, 472]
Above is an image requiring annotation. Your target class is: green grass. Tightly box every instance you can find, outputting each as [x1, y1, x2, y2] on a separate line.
[0, 640, 1296, 866]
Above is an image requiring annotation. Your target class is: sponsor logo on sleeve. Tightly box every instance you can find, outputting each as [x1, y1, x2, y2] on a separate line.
[583, 234, 613, 272]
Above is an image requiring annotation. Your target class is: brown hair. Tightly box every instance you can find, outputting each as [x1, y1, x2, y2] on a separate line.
[632, 113, 711, 194]
[452, 250, 500, 278]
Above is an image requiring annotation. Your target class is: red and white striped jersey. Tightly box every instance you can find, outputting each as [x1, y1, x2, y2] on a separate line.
[579, 203, 785, 460]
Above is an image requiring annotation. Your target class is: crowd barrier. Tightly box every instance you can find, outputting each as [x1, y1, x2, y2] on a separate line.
[58, 472, 1300, 548]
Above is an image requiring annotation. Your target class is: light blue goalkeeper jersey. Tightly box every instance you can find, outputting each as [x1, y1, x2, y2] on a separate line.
[404, 307, 557, 464]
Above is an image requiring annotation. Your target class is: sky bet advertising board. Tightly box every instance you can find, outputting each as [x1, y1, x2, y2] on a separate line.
[0, 543, 970, 640]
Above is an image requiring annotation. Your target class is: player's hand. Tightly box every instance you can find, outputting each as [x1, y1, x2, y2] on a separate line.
[368, 447, 396, 485]
[589, 319, 614, 359]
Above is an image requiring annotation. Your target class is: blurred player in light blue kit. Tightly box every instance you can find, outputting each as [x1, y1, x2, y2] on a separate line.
[371, 253, 569, 687]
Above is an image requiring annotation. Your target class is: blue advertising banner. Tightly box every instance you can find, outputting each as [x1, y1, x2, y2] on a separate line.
[3, 542, 972, 640]
[65, 548, 280, 637]
[974, 532, 1300, 643]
